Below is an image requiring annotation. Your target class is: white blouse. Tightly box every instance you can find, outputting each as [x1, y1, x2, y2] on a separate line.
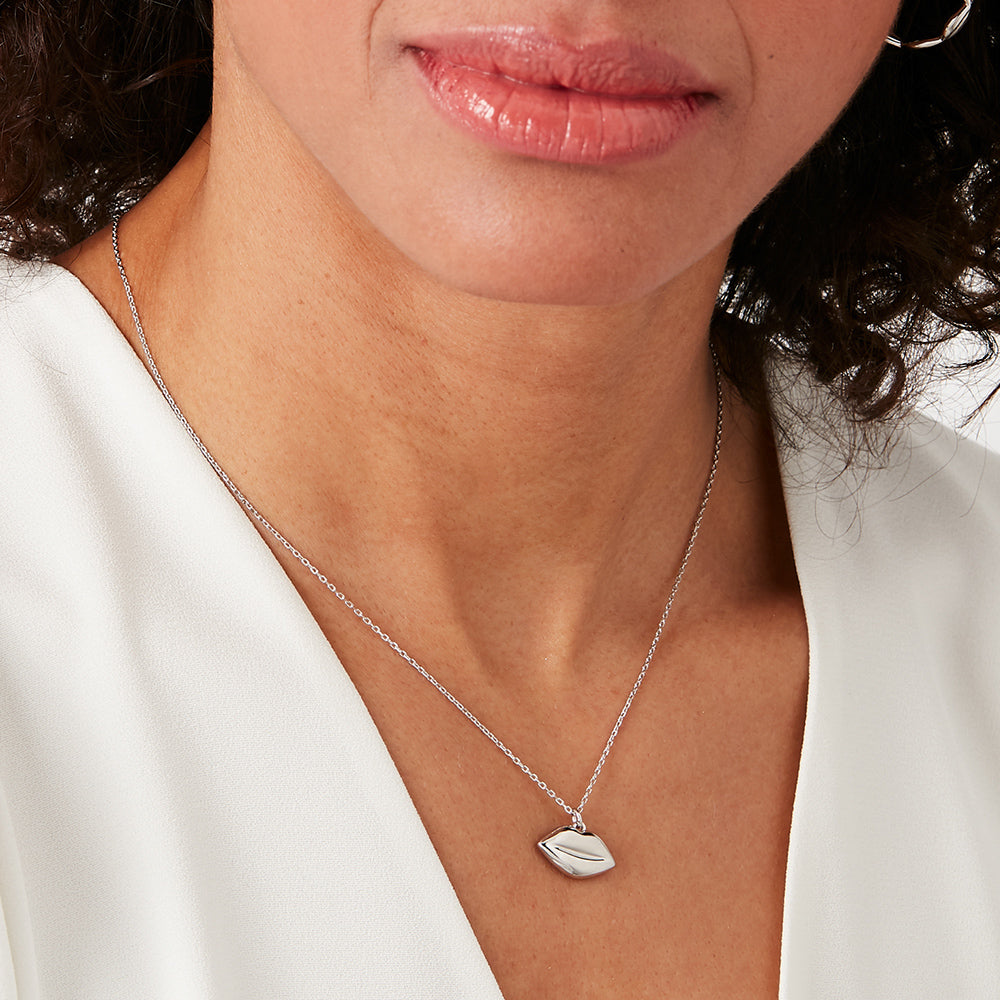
[1, 262, 999, 999]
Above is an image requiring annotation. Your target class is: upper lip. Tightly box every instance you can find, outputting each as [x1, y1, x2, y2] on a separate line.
[405, 26, 714, 99]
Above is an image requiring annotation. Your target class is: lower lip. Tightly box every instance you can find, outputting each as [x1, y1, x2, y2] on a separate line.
[411, 49, 708, 166]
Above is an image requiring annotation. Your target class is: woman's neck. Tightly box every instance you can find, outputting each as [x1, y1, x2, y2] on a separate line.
[57, 114, 757, 682]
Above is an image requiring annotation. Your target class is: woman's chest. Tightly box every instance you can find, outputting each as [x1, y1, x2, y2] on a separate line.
[318, 595, 810, 1000]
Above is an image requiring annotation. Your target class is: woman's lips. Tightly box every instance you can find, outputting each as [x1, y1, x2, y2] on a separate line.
[407, 27, 714, 165]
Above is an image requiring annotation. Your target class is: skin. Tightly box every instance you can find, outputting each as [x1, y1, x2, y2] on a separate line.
[58, 0, 901, 995]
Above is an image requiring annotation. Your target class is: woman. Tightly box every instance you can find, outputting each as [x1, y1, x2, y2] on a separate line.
[1, 0, 998, 996]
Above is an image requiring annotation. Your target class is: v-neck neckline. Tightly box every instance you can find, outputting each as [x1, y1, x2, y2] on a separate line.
[40, 258, 836, 999]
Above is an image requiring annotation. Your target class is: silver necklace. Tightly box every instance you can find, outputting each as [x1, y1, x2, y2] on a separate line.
[111, 213, 722, 878]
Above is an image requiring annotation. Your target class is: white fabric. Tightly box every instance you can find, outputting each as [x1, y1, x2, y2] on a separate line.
[1, 262, 998, 998]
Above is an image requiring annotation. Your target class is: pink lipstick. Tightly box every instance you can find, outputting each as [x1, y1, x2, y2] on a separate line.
[407, 27, 713, 166]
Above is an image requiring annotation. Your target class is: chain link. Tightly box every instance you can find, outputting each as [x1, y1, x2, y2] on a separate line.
[112, 213, 722, 831]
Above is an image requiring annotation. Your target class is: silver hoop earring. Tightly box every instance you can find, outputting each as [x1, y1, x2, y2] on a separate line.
[887, 0, 974, 49]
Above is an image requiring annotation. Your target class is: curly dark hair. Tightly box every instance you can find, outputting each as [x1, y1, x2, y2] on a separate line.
[0, 0, 212, 254]
[1, 0, 998, 425]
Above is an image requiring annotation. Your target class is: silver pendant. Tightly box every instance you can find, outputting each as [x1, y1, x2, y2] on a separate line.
[537, 826, 616, 878]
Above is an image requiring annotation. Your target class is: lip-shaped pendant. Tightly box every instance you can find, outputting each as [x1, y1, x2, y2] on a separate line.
[537, 826, 616, 878]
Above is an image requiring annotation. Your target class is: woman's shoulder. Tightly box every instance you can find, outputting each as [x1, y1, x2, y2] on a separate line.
[0, 256, 111, 364]
[779, 366, 1000, 671]
[864, 410, 1000, 540]
[852, 411, 997, 550]
[0, 255, 172, 622]
[0, 254, 153, 462]
[778, 381, 1000, 997]
[774, 356, 1000, 552]
[847, 413, 1000, 627]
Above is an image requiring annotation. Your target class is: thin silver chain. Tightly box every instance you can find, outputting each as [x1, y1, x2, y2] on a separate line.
[111, 213, 722, 832]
